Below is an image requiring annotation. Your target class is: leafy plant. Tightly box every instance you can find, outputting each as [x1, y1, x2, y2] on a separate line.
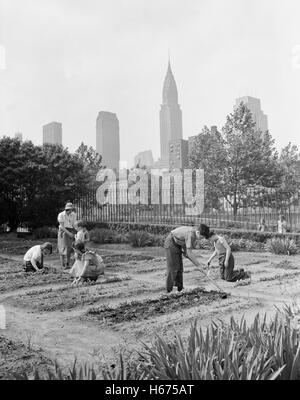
[89, 229, 124, 244]
[265, 238, 298, 255]
[126, 231, 154, 248]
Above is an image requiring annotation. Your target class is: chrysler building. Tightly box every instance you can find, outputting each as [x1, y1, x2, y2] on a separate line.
[159, 60, 183, 165]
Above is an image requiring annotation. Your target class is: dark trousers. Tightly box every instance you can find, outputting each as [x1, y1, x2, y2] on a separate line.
[24, 261, 43, 273]
[164, 234, 184, 292]
[219, 253, 247, 282]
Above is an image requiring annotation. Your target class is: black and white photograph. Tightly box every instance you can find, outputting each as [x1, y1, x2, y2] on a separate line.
[1, 0, 300, 386]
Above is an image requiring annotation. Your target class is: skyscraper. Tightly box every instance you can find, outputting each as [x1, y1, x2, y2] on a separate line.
[96, 111, 120, 171]
[159, 60, 183, 166]
[43, 122, 62, 145]
[134, 150, 154, 168]
[169, 139, 189, 169]
[235, 96, 268, 133]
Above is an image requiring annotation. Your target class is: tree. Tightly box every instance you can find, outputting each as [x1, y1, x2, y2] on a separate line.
[75, 142, 102, 189]
[222, 103, 281, 216]
[189, 104, 282, 217]
[189, 126, 227, 210]
[0, 138, 90, 229]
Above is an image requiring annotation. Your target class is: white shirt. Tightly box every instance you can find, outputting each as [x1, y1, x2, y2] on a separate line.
[57, 211, 77, 229]
[24, 245, 42, 262]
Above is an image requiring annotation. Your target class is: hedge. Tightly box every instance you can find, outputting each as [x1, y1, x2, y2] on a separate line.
[86, 222, 300, 245]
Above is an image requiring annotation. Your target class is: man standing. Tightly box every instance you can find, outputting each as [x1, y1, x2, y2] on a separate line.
[164, 225, 205, 293]
[57, 202, 78, 269]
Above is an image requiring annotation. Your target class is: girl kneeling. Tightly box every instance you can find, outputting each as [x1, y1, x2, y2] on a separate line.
[70, 243, 105, 285]
[200, 224, 250, 282]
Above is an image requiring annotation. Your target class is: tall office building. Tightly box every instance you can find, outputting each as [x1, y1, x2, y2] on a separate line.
[134, 150, 154, 168]
[159, 60, 183, 166]
[43, 122, 62, 145]
[96, 111, 120, 171]
[169, 139, 189, 170]
[235, 96, 268, 133]
[14, 132, 23, 142]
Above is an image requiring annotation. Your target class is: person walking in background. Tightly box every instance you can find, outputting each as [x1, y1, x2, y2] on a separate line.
[74, 220, 90, 245]
[23, 242, 52, 273]
[57, 202, 78, 269]
[200, 224, 250, 282]
[164, 225, 206, 293]
[278, 215, 287, 234]
[258, 218, 266, 232]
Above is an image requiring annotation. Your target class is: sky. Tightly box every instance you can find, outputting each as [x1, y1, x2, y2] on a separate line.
[1, 0, 300, 167]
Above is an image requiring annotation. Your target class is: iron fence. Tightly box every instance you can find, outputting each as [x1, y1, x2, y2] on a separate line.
[74, 188, 300, 233]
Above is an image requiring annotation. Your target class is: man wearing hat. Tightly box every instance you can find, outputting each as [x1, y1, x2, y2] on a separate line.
[23, 242, 53, 272]
[57, 202, 78, 269]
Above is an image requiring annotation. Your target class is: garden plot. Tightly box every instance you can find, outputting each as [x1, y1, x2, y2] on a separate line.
[0, 335, 52, 380]
[85, 288, 228, 325]
[5, 276, 165, 312]
[2, 243, 300, 375]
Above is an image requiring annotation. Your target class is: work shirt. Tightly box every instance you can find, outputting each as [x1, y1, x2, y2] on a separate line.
[57, 211, 77, 229]
[171, 226, 197, 249]
[24, 245, 42, 263]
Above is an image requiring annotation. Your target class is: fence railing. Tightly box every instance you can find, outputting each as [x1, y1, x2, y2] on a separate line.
[74, 188, 300, 233]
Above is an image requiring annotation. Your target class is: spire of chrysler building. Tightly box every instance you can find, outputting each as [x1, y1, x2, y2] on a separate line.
[159, 59, 183, 163]
[162, 59, 179, 105]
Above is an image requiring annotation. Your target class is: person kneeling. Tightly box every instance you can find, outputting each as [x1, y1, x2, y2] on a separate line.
[23, 242, 53, 273]
[70, 242, 105, 285]
[200, 224, 250, 282]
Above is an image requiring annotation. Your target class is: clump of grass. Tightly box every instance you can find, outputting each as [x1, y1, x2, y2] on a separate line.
[126, 231, 154, 248]
[89, 229, 125, 244]
[265, 238, 298, 255]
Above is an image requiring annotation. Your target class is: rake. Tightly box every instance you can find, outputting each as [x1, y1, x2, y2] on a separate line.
[197, 266, 228, 298]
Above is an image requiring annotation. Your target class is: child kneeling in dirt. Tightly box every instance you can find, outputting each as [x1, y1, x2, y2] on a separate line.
[70, 242, 105, 285]
[200, 224, 250, 282]
[23, 242, 53, 273]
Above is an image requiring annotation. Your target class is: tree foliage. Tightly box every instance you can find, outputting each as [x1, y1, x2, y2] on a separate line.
[189, 103, 283, 216]
[0, 138, 90, 229]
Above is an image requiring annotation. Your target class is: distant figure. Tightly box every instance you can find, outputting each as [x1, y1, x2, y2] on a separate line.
[23, 242, 52, 273]
[74, 220, 90, 245]
[200, 224, 250, 283]
[70, 242, 105, 285]
[258, 219, 266, 232]
[278, 215, 287, 234]
[57, 202, 78, 269]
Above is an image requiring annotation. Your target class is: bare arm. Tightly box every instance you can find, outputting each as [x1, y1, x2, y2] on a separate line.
[207, 250, 217, 265]
[59, 221, 74, 238]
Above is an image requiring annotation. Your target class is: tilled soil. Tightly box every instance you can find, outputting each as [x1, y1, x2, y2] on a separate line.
[0, 335, 53, 380]
[1, 243, 300, 372]
[86, 288, 228, 324]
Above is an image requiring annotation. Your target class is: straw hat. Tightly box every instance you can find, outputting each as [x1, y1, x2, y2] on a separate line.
[65, 202, 74, 210]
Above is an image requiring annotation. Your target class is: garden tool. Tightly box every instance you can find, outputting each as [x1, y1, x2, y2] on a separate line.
[197, 266, 228, 298]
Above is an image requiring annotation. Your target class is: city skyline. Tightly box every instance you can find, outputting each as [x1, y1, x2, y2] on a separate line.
[1, 0, 300, 167]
